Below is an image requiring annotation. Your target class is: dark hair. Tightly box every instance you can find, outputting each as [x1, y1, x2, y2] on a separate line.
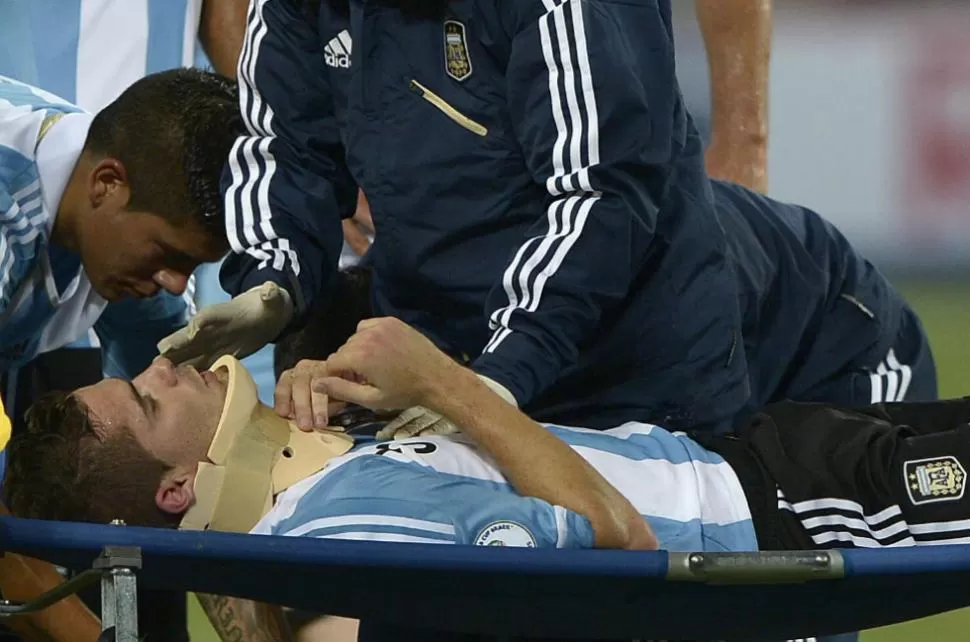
[3, 391, 178, 528]
[84, 68, 242, 241]
[274, 266, 374, 378]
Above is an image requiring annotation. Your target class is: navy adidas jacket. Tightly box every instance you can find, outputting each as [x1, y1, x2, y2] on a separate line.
[219, 0, 753, 430]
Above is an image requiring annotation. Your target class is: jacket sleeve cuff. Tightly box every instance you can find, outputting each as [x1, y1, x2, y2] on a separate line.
[472, 331, 558, 409]
[236, 266, 310, 340]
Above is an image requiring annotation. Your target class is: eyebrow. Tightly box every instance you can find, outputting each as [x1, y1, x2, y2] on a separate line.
[124, 380, 156, 416]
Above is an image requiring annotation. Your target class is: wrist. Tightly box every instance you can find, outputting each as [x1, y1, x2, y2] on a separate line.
[419, 363, 483, 415]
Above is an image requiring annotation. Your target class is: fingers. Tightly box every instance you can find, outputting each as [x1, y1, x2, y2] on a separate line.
[324, 344, 367, 378]
[375, 406, 439, 441]
[315, 376, 382, 409]
[157, 321, 197, 356]
[157, 317, 220, 367]
[274, 369, 295, 420]
[375, 423, 399, 441]
[275, 360, 330, 432]
[375, 406, 421, 441]
[310, 379, 330, 428]
[290, 370, 314, 431]
[394, 411, 446, 440]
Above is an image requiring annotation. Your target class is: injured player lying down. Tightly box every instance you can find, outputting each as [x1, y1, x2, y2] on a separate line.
[5, 317, 970, 556]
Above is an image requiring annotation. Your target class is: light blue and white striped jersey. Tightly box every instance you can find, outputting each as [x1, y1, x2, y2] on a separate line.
[0, 76, 189, 376]
[0, 76, 105, 370]
[0, 0, 205, 113]
[0, 0, 207, 358]
[253, 423, 758, 552]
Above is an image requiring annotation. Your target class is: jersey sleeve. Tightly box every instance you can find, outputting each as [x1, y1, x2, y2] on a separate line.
[260, 455, 594, 549]
[450, 490, 594, 549]
[472, 0, 678, 406]
[94, 291, 189, 379]
[219, 0, 356, 325]
[0, 153, 46, 318]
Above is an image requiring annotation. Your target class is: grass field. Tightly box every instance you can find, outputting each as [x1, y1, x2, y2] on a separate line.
[186, 279, 970, 641]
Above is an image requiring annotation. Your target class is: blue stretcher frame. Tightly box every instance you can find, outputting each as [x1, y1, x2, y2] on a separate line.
[2, 516, 970, 641]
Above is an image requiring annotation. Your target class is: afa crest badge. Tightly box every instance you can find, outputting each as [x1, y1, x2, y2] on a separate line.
[475, 521, 536, 547]
[905, 456, 966, 505]
[444, 20, 473, 82]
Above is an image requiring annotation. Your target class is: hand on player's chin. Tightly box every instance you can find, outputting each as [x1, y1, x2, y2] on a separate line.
[275, 359, 332, 432]
[313, 318, 460, 411]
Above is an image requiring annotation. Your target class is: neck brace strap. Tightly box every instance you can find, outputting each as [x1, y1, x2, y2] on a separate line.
[179, 355, 354, 533]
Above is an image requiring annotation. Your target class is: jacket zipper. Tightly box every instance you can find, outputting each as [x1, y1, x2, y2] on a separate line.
[409, 79, 487, 137]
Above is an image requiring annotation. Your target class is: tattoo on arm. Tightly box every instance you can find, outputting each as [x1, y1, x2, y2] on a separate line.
[197, 594, 291, 642]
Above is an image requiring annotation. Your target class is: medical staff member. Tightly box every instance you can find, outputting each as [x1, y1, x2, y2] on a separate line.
[158, 0, 778, 439]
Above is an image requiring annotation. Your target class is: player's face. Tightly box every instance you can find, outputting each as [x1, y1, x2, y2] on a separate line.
[77, 207, 224, 302]
[74, 357, 228, 467]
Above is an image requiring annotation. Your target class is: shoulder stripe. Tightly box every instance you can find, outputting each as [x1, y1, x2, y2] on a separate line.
[281, 514, 456, 538]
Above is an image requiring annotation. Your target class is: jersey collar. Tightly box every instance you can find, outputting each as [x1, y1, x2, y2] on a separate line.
[35, 111, 94, 232]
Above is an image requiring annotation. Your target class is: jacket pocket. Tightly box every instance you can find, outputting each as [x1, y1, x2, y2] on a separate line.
[409, 79, 488, 137]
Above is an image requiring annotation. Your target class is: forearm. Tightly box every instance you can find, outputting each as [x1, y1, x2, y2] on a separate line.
[488, 1, 673, 405]
[696, 0, 772, 151]
[425, 368, 656, 550]
[197, 594, 291, 642]
[218, 0, 352, 311]
[199, 0, 249, 78]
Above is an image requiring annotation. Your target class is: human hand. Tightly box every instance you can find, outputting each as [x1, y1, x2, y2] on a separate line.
[158, 281, 293, 369]
[375, 375, 517, 441]
[312, 317, 463, 412]
[275, 359, 347, 432]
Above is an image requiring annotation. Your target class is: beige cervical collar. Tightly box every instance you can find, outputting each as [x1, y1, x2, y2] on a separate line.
[179, 355, 354, 533]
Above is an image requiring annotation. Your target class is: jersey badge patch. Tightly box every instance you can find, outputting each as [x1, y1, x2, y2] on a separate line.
[475, 521, 536, 547]
[905, 456, 966, 505]
[444, 20, 473, 82]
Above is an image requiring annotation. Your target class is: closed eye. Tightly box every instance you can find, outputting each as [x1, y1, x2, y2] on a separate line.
[125, 380, 157, 417]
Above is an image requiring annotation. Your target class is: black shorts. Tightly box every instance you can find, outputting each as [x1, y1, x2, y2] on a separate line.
[699, 398, 970, 551]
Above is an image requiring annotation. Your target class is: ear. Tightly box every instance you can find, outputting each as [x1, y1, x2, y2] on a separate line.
[87, 157, 130, 210]
[154, 468, 196, 516]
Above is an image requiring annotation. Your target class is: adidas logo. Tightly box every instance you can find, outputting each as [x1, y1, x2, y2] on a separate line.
[324, 30, 352, 69]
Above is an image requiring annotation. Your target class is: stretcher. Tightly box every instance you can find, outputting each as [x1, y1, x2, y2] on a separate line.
[2, 516, 970, 641]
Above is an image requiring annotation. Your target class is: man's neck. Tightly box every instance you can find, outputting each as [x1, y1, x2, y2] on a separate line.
[180, 356, 355, 533]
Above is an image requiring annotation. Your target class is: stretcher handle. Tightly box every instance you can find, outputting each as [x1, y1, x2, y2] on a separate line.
[666, 550, 846, 585]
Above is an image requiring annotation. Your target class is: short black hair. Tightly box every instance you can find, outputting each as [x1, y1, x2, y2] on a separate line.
[84, 68, 242, 239]
[4, 391, 176, 528]
[274, 266, 374, 378]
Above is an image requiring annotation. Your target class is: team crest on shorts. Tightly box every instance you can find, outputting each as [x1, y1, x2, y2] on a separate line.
[905, 456, 966, 505]
[444, 20, 473, 82]
[475, 521, 536, 547]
